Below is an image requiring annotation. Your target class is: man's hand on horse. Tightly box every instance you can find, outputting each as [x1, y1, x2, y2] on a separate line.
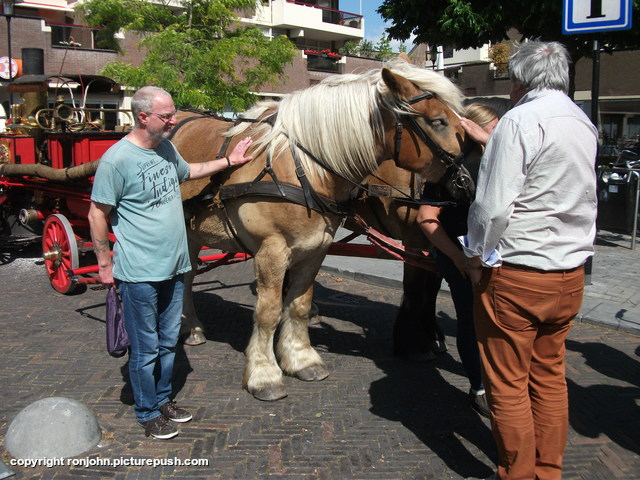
[460, 117, 490, 146]
[229, 137, 253, 167]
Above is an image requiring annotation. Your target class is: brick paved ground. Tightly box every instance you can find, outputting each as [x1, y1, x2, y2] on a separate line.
[1, 246, 639, 479]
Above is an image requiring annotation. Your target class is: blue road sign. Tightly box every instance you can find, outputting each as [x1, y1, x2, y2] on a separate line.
[563, 0, 633, 34]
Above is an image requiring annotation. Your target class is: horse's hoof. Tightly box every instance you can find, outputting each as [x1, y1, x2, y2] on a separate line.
[250, 386, 288, 402]
[183, 328, 207, 346]
[295, 365, 329, 382]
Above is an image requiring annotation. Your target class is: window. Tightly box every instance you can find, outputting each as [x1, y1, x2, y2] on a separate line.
[49, 23, 115, 51]
[306, 55, 341, 73]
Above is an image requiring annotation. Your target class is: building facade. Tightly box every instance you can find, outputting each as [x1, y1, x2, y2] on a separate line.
[410, 39, 640, 147]
[0, 0, 380, 126]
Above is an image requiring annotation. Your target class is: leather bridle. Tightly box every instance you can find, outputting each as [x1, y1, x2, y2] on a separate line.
[393, 92, 476, 202]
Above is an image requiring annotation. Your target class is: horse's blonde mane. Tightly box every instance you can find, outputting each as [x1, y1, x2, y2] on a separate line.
[228, 58, 464, 183]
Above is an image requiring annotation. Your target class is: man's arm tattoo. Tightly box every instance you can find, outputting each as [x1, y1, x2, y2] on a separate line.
[94, 238, 110, 253]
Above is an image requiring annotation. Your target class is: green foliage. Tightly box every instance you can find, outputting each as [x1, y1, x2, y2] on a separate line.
[77, 0, 297, 111]
[340, 40, 361, 56]
[358, 40, 375, 58]
[378, 0, 640, 63]
[374, 37, 395, 61]
[340, 38, 408, 59]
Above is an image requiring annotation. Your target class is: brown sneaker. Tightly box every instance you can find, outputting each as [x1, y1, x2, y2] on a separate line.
[140, 414, 179, 439]
[160, 400, 192, 423]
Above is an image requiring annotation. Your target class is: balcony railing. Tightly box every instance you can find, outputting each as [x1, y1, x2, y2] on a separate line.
[49, 23, 115, 51]
[305, 50, 342, 73]
[285, 0, 363, 28]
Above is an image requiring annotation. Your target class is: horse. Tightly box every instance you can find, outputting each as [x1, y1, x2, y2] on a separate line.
[171, 59, 468, 401]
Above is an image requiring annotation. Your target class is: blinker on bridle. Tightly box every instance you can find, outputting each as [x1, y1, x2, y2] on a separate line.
[393, 91, 476, 202]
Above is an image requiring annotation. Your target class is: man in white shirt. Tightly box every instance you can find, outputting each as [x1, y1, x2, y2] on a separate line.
[462, 41, 598, 480]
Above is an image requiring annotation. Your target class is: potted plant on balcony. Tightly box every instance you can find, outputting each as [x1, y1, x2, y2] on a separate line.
[321, 49, 342, 60]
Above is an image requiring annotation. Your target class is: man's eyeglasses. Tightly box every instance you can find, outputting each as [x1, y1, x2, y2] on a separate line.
[149, 111, 177, 121]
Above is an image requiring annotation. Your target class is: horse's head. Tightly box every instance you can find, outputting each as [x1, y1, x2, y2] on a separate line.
[379, 63, 476, 185]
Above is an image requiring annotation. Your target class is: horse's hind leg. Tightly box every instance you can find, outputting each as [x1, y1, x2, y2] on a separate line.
[181, 236, 207, 346]
[243, 240, 289, 401]
[278, 263, 328, 382]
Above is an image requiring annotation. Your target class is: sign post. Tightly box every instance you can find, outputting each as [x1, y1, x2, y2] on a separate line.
[563, 0, 633, 283]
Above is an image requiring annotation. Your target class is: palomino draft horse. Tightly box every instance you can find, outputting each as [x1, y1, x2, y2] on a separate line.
[171, 59, 468, 401]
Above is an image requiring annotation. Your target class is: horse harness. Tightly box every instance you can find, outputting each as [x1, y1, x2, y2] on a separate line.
[217, 92, 474, 207]
[174, 97, 476, 250]
[394, 92, 477, 204]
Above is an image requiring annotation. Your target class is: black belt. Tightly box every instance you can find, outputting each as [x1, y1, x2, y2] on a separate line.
[501, 262, 583, 274]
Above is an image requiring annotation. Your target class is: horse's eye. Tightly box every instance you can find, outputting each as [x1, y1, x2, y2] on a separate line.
[429, 118, 447, 129]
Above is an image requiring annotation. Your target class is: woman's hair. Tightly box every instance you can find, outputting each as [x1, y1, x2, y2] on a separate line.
[508, 40, 571, 94]
[463, 97, 511, 126]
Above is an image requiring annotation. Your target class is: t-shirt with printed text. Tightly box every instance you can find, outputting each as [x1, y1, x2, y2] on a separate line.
[91, 137, 191, 282]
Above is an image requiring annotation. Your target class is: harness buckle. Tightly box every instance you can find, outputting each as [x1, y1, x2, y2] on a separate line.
[295, 165, 307, 178]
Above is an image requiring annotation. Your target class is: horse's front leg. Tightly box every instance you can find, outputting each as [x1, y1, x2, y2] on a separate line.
[278, 264, 329, 382]
[243, 240, 289, 401]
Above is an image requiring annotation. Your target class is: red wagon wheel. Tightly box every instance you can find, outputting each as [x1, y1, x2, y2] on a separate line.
[42, 214, 79, 294]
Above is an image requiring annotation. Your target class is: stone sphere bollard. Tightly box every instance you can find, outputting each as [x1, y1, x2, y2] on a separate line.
[5, 397, 101, 459]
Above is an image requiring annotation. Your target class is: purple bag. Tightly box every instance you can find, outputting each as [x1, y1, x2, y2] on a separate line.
[106, 286, 129, 357]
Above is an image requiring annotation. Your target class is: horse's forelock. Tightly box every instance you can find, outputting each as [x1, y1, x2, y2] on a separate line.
[378, 58, 465, 116]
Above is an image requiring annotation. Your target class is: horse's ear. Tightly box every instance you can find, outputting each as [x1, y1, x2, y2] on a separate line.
[398, 52, 414, 65]
[382, 68, 417, 98]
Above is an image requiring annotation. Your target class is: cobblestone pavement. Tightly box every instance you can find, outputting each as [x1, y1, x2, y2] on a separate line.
[0, 246, 639, 479]
[581, 230, 640, 332]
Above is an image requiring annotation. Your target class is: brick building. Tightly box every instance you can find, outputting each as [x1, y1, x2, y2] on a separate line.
[0, 0, 379, 127]
[410, 39, 640, 147]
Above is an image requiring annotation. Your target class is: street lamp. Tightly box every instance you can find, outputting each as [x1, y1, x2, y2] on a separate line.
[3, 0, 14, 107]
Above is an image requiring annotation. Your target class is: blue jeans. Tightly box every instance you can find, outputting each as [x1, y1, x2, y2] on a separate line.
[118, 275, 184, 423]
[434, 249, 483, 391]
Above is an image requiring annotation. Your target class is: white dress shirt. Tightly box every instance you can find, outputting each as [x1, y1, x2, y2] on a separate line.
[463, 88, 598, 271]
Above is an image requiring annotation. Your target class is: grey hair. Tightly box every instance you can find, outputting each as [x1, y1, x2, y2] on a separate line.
[509, 40, 571, 94]
[131, 86, 172, 125]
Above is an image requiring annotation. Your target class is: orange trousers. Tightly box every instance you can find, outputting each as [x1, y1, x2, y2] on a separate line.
[474, 264, 585, 480]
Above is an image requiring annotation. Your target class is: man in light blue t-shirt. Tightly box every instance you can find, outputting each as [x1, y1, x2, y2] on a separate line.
[89, 86, 252, 440]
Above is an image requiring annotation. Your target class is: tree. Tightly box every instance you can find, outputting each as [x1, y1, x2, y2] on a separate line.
[339, 38, 407, 60]
[489, 43, 511, 78]
[378, 0, 640, 93]
[77, 0, 297, 112]
[358, 39, 376, 58]
[340, 40, 361, 57]
[374, 37, 395, 61]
